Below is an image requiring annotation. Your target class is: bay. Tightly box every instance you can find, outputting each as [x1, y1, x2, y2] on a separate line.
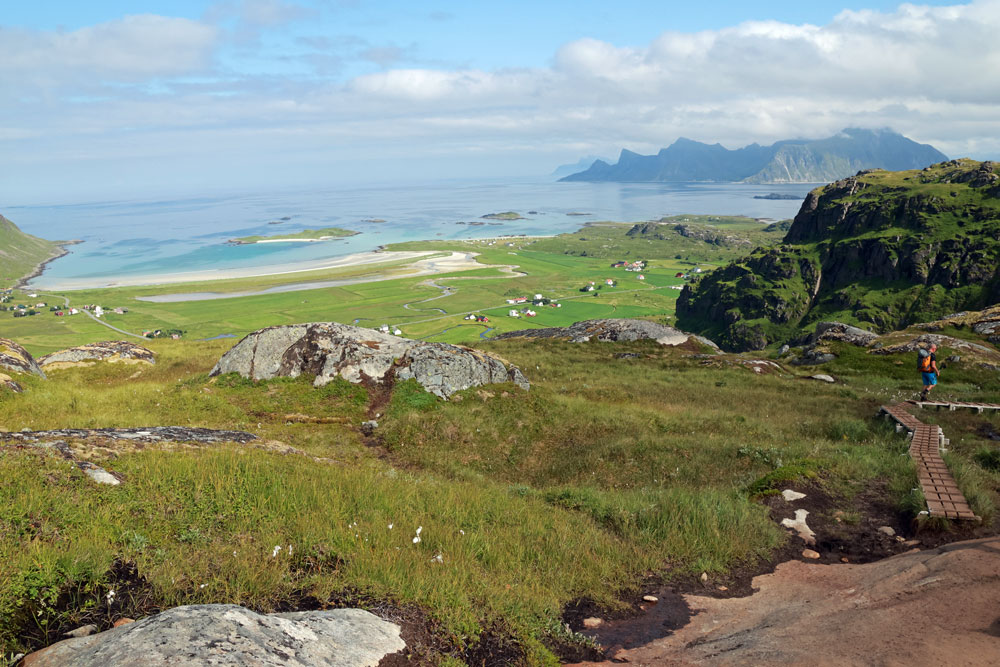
[7, 179, 814, 289]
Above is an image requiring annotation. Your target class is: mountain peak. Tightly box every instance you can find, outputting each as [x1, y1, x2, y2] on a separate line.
[559, 129, 947, 184]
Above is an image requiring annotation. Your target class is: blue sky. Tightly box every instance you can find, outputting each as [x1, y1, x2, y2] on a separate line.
[2, 1, 998, 203]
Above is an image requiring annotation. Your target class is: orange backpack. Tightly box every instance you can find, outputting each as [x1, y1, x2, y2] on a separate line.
[917, 349, 933, 372]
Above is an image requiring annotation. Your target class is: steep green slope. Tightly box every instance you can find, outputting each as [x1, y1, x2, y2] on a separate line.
[0, 214, 63, 288]
[676, 159, 1000, 350]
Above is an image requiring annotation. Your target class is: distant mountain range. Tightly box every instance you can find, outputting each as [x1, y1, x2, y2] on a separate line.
[560, 129, 947, 184]
[551, 155, 612, 179]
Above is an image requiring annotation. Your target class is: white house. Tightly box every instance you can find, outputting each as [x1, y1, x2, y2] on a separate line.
[393, 328, 402, 336]
[94, 306, 104, 318]
[509, 310, 520, 317]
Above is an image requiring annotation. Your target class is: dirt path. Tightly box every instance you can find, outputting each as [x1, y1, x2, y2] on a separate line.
[567, 537, 1000, 666]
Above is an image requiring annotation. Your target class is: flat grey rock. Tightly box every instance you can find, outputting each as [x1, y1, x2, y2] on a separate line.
[38, 341, 155, 368]
[493, 318, 721, 351]
[22, 604, 405, 667]
[813, 322, 878, 347]
[210, 322, 529, 398]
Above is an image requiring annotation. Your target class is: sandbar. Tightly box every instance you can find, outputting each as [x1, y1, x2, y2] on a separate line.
[32, 250, 442, 291]
[135, 251, 495, 302]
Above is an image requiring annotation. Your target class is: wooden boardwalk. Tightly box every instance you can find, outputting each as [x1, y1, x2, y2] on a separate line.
[880, 402, 983, 521]
[907, 399, 1000, 414]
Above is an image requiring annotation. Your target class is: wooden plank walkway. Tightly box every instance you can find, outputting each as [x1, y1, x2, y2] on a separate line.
[907, 400, 1000, 414]
[880, 402, 980, 522]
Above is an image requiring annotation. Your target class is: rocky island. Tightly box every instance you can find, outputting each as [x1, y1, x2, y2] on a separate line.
[227, 227, 359, 245]
[753, 193, 801, 200]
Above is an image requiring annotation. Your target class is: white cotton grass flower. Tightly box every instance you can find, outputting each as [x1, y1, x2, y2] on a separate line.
[430, 553, 443, 563]
[388, 523, 393, 530]
[106, 589, 116, 604]
[412, 525, 423, 544]
[287, 544, 292, 556]
[459, 530, 465, 535]
[272, 545, 282, 558]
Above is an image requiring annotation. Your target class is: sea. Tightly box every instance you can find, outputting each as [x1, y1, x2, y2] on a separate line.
[7, 179, 815, 289]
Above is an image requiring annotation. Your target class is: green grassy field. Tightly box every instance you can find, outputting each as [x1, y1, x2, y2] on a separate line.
[2, 225, 725, 356]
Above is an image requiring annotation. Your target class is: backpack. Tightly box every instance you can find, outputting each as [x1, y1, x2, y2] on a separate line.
[917, 348, 933, 372]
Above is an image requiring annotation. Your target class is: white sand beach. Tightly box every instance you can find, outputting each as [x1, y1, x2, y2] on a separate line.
[37, 250, 450, 291]
[132, 251, 502, 302]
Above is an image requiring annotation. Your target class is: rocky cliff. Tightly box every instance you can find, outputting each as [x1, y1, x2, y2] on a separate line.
[676, 159, 1000, 351]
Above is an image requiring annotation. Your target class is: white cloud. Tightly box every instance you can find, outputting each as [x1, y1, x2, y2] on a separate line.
[5, 1, 1000, 202]
[0, 15, 218, 85]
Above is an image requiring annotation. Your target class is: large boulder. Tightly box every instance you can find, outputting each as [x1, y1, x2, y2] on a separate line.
[0, 337, 44, 390]
[21, 604, 405, 666]
[493, 318, 721, 351]
[812, 322, 878, 347]
[38, 341, 155, 370]
[210, 323, 529, 398]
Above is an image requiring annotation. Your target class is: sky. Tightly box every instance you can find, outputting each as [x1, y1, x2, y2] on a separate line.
[3, 0, 999, 204]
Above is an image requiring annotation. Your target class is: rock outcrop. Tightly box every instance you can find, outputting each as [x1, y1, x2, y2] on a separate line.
[38, 341, 155, 370]
[677, 160, 1000, 351]
[21, 604, 405, 666]
[493, 319, 720, 351]
[0, 337, 44, 390]
[570, 537, 1000, 667]
[812, 322, 878, 347]
[210, 323, 529, 398]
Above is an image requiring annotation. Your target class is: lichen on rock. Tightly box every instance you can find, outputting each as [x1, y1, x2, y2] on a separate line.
[210, 322, 529, 398]
[0, 337, 44, 381]
[493, 318, 720, 351]
[38, 341, 155, 370]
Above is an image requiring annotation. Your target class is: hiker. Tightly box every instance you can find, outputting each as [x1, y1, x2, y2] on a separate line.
[918, 343, 939, 401]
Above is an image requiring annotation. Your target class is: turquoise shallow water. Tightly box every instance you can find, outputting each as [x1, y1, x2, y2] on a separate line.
[7, 179, 814, 288]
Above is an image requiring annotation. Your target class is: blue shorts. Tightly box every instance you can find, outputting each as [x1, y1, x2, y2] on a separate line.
[921, 372, 937, 386]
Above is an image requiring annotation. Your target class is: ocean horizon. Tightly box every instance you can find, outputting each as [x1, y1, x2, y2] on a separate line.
[7, 179, 814, 289]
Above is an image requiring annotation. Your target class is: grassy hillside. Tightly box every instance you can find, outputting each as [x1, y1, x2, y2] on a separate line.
[678, 160, 1000, 350]
[3, 326, 998, 662]
[0, 215, 63, 289]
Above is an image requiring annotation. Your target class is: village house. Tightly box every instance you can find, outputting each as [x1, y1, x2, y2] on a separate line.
[509, 309, 520, 317]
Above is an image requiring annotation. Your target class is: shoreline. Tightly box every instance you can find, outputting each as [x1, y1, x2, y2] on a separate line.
[29, 249, 440, 291]
[25, 234, 558, 292]
[14, 240, 82, 289]
[135, 251, 493, 302]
